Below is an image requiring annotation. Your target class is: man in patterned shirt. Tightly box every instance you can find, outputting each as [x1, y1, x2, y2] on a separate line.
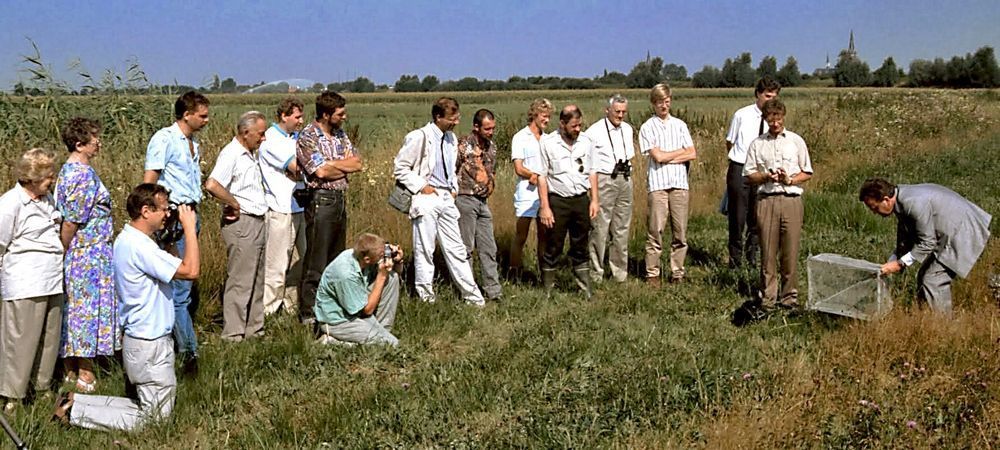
[456, 109, 502, 302]
[639, 84, 697, 287]
[295, 92, 362, 325]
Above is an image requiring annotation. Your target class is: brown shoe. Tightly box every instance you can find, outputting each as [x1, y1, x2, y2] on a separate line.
[669, 275, 684, 284]
[646, 276, 661, 288]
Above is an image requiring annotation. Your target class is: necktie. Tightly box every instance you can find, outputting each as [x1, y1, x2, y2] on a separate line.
[441, 135, 449, 184]
[758, 116, 765, 136]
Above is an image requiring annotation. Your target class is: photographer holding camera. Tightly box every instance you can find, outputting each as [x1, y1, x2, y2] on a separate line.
[583, 94, 636, 284]
[314, 233, 403, 347]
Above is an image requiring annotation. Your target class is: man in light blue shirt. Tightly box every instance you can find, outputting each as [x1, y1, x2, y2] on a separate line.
[315, 233, 403, 347]
[55, 183, 201, 431]
[143, 91, 209, 374]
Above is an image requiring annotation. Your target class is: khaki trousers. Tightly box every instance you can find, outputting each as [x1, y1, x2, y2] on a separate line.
[589, 174, 633, 282]
[220, 214, 267, 341]
[0, 294, 63, 399]
[645, 189, 689, 278]
[756, 195, 804, 307]
[263, 210, 305, 316]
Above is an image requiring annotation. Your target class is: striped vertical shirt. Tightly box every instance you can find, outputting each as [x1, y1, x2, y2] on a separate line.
[208, 138, 269, 216]
[639, 115, 694, 191]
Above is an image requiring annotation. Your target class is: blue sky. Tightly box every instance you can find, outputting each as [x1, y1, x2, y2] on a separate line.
[0, 0, 997, 89]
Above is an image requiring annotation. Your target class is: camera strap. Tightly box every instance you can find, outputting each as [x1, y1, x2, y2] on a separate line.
[604, 118, 626, 164]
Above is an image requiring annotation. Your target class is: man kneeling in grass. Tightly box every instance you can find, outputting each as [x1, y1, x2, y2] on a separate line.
[315, 233, 404, 347]
[53, 183, 200, 430]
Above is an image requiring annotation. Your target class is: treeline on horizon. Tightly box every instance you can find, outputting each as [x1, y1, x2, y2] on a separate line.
[9, 45, 998, 97]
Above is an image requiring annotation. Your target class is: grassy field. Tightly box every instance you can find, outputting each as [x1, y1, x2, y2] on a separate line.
[0, 87, 998, 448]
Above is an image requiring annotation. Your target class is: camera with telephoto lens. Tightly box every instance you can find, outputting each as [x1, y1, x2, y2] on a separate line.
[611, 159, 632, 180]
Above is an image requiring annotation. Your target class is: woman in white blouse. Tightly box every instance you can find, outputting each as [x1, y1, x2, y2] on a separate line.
[0, 148, 64, 411]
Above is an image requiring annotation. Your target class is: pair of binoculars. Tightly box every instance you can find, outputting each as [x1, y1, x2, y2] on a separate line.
[611, 159, 632, 180]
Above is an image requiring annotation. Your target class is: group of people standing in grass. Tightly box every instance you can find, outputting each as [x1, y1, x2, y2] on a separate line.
[0, 75, 990, 434]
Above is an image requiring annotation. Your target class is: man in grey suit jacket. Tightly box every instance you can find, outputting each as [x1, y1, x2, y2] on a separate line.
[859, 178, 992, 314]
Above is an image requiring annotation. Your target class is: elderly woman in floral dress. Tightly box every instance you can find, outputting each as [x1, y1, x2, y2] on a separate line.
[0, 148, 64, 411]
[56, 118, 120, 393]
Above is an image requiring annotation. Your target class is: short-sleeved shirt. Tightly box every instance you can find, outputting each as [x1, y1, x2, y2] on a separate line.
[510, 126, 545, 205]
[314, 249, 372, 326]
[259, 124, 304, 214]
[145, 123, 203, 204]
[725, 103, 765, 164]
[0, 186, 63, 301]
[456, 134, 496, 198]
[539, 132, 593, 198]
[208, 138, 268, 216]
[639, 115, 694, 191]
[296, 122, 356, 191]
[55, 162, 113, 248]
[742, 130, 813, 196]
[583, 118, 635, 174]
[114, 224, 181, 340]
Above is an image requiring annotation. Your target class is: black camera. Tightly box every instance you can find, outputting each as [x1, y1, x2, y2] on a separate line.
[610, 159, 632, 180]
[384, 243, 399, 261]
[153, 203, 183, 246]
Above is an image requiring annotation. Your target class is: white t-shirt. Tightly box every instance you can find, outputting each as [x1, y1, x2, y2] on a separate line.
[639, 115, 694, 191]
[510, 126, 545, 206]
[725, 103, 765, 164]
[114, 224, 181, 340]
[259, 124, 304, 214]
[583, 118, 635, 175]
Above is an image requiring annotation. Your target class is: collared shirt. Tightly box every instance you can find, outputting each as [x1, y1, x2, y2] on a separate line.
[742, 129, 813, 196]
[296, 122, 357, 191]
[259, 124, 305, 214]
[510, 126, 545, 204]
[114, 224, 180, 340]
[0, 185, 63, 301]
[725, 103, 765, 164]
[145, 122, 203, 204]
[425, 124, 457, 190]
[456, 134, 496, 198]
[539, 132, 593, 198]
[393, 123, 460, 193]
[55, 162, 113, 249]
[208, 138, 268, 216]
[583, 117, 635, 174]
[639, 115, 694, 191]
[314, 249, 372, 326]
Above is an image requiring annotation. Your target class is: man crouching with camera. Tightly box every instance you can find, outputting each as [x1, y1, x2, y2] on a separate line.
[314, 233, 403, 347]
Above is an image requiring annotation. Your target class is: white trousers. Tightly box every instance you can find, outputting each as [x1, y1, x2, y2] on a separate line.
[263, 210, 306, 315]
[410, 191, 484, 304]
[69, 334, 175, 431]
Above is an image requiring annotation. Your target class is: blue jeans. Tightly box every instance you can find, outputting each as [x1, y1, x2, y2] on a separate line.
[161, 212, 200, 357]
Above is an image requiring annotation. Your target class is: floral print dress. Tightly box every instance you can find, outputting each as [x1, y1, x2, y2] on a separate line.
[55, 162, 121, 357]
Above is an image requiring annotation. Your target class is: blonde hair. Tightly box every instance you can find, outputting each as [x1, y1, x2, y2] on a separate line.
[15, 148, 56, 185]
[353, 233, 386, 260]
[649, 83, 672, 104]
[527, 98, 554, 123]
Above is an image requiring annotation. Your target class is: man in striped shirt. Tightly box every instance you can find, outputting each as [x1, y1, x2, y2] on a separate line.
[204, 111, 269, 342]
[639, 84, 697, 287]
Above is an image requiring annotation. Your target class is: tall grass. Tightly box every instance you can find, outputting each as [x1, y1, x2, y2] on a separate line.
[1, 61, 998, 448]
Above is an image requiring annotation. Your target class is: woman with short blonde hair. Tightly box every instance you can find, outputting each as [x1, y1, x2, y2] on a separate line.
[0, 147, 64, 411]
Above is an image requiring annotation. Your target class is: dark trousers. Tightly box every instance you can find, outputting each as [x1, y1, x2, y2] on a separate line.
[726, 161, 759, 267]
[542, 193, 591, 270]
[300, 189, 347, 321]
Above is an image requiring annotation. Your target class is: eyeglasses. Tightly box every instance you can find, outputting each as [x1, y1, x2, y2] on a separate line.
[575, 157, 584, 173]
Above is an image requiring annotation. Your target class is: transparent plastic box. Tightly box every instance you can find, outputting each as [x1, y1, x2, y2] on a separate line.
[806, 253, 893, 320]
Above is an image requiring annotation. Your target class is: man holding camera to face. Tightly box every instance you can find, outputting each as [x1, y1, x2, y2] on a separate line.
[314, 233, 403, 347]
[583, 94, 636, 284]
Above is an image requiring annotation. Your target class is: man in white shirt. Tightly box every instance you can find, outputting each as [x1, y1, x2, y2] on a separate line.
[393, 97, 485, 306]
[205, 111, 269, 341]
[508, 98, 553, 281]
[725, 77, 780, 268]
[538, 105, 599, 298]
[743, 99, 813, 313]
[58, 183, 200, 431]
[584, 94, 636, 283]
[258, 98, 306, 316]
[639, 84, 697, 287]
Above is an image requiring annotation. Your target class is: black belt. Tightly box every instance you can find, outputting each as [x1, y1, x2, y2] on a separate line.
[242, 212, 265, 219]
[551, 192, 588, 199]
[759, 192, 800, 198]
[313, 189, 346, 195]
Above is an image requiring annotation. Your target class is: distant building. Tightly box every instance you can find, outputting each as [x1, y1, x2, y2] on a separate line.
[813, 30, 857, 78]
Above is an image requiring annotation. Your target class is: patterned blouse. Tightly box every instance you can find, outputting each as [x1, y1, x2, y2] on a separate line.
[456, 134, 496, 198]
[56, 162, 113, 248]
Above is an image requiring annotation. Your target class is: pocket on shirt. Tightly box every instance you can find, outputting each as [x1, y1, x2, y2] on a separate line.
[549, 159, 570, 175]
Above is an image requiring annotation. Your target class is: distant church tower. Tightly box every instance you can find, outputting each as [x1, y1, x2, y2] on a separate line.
[845, 30, 857, 60]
